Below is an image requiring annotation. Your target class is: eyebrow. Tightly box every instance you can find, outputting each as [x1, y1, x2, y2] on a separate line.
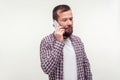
[62, 17, 73, 20]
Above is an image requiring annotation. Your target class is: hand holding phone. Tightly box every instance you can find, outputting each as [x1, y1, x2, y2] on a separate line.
[53, 20, 65, 42]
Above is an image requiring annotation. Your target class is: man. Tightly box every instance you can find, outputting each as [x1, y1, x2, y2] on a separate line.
[40, 4, 92, 80]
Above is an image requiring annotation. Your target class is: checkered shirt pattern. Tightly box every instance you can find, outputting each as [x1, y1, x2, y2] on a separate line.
[40, 33, 92, 80]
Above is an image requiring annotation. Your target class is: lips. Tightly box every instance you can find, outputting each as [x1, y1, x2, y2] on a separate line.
[65, 27, 72, 32]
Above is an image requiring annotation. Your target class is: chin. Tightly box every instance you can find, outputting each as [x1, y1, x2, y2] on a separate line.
[63, 31, 73, 38]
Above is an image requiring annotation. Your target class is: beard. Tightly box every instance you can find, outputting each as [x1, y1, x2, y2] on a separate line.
[63, 27, 73, 39]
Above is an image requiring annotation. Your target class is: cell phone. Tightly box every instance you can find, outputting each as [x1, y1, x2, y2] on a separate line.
[53, 20, 67, 39]
[53, 20, 59, 28]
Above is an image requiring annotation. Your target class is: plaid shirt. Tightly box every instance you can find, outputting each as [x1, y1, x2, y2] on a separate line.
[40, 33, 92, 80]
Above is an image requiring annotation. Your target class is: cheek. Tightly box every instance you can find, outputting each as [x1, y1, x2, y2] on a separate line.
[59, 21, 66, 26]
[60, 22, 66, 26]
[66, 27, 72, 32]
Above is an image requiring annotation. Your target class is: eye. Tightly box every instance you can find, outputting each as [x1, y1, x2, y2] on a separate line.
[62, 19, 67, 22]
[70, 17, 73, 21]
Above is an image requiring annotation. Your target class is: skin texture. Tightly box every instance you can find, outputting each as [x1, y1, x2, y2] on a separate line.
[54, 10, 73, 42]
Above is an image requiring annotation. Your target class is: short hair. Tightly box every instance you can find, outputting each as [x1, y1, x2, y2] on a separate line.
[52, 4, 71, 21]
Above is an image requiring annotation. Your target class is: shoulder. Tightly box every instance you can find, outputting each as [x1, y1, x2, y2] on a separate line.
[70, 35, 84, 46]
[70, 35, 82, 42]
[40, 33, 55, 45]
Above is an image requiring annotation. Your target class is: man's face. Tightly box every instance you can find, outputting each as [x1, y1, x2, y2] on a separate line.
[57, 10, 73, 38]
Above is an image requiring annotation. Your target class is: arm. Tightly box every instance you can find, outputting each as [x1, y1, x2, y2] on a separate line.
[40, 38, 64, 75]
[82, 43, 92, 80]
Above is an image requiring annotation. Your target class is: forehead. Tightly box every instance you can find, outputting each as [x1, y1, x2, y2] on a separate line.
[57, 10, 73, 19]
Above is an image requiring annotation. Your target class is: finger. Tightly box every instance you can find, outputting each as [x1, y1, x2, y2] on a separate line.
[55, 26, 60, 32]
[55, 26, 65, 34]
[58, 26, 65, 29]
[59, 29, 65, 34]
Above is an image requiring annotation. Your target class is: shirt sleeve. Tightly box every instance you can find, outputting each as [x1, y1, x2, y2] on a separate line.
[40, 38, 65, 75]
[82, 43, 92, 80]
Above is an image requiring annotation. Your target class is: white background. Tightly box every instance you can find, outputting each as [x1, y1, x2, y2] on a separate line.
[0, 0, 120, 80]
